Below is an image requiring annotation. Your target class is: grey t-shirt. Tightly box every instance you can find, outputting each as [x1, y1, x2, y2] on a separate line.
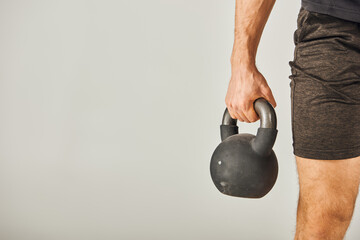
[301, 0, 360, 23]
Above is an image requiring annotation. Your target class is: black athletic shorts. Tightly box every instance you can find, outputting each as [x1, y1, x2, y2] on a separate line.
[288, 7, 360, 160]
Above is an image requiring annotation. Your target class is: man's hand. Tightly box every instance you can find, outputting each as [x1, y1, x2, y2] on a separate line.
[226, 0, 277, 123]
[225, 65, 277, 122]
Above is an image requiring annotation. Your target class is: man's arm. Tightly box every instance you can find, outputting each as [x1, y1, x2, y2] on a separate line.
[225, 0, 277, 122]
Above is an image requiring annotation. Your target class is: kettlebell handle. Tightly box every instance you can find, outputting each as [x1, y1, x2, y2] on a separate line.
[220, 98, 278, 156]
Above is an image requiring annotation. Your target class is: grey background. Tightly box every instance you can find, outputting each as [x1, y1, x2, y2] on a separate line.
[0, 0, 359, 239]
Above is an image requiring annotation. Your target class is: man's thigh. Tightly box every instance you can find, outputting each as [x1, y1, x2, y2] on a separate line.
[296, 155, 360, 219]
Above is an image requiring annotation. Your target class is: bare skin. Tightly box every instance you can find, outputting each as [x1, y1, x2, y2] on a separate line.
[295, 155, 360, 240]
[226, 0, 277, 122]
[229, 0, 360, 239]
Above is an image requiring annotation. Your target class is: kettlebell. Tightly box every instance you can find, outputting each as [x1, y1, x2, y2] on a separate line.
[210, 98, 278, 198]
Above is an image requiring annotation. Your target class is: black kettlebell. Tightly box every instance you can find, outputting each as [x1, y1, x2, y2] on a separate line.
[210, 98, 278, 198]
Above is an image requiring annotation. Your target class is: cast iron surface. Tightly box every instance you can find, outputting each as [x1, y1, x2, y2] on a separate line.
[210, 98, 278, 198]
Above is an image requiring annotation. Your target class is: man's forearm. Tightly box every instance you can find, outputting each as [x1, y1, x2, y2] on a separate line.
[231, 0, 276, 69]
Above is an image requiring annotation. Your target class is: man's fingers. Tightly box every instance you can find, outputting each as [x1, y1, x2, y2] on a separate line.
[228, 108, 241, 121]
[227, 101, 261, 123]
[238, 111, 250, 123]
[228, 108, 249, 122]
[247, 107, 260, 122]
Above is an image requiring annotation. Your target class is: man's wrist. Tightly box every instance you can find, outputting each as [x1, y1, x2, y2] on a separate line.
[230, 57, 257, 72]
[230, 47, 256, 68]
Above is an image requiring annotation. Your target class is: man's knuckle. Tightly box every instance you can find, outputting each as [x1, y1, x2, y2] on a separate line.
[238, 102, 247, 110]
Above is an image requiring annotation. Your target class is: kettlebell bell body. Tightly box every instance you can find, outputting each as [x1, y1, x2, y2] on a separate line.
[210, 98, 278, 198]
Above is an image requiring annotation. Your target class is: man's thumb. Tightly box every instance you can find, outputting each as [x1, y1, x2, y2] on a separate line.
[263, 92, 277, 108]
